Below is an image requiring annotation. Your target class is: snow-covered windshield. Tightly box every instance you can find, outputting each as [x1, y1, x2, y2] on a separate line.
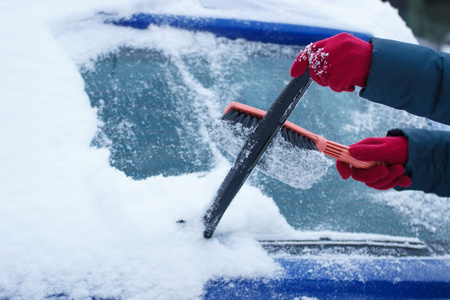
[78, 23, 449, 248]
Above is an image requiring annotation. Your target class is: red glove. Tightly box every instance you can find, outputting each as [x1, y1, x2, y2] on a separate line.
[290, 33, 373, 92]
[336, 137, 412, 190]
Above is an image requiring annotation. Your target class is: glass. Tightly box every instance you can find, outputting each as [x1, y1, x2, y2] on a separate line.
[81, 33, 448, 254]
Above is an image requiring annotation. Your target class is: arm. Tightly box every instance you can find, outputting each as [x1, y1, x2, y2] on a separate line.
[291, 34, 450, 124]
[388, 128, 450, 197]
[338, 130, 450, 197]
[360, 39, 450, 196]
[361, 38, 450, 126]
[291, 34, 450, 196]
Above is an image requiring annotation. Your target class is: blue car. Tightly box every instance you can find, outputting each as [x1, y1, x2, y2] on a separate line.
[80, 14, 450, 298]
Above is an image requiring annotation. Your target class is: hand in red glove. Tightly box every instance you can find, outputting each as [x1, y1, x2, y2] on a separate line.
[290, 33, 373, 92]
[336, 137, 412, 190]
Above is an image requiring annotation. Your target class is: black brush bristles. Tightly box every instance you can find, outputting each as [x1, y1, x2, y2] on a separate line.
[221, 108, 319, 151]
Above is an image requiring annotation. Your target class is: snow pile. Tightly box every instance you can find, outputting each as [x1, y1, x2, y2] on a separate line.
[0, 0, 434, 299]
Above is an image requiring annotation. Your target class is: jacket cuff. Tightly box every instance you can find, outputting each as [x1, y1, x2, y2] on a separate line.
[387, 128, 450, 196]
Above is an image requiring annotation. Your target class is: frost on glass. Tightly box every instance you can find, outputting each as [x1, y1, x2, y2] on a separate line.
[209, 119, 333, 189]
[82, 48, 215, 179]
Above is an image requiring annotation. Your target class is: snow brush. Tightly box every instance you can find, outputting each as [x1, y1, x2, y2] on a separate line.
[221, 102, 377, 169]
[203, 69, 379, 239]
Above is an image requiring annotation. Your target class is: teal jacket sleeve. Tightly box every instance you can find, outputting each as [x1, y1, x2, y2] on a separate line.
[359, 38, 450, 196]
[388, 128, 450, 197]
[360, 37, 450, 126]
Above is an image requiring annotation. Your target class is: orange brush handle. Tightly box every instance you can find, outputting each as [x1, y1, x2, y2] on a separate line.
[225, 102, 380, 169]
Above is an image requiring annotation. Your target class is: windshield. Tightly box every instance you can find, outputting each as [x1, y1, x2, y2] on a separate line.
[80, 27, 449, 254]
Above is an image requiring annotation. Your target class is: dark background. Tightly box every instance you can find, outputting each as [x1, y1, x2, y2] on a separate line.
[385, 0, 450, 48]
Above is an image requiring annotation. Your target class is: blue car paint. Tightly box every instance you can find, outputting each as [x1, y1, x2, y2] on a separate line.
[107, 13, 372, 45]
[205, 258, 450, 299]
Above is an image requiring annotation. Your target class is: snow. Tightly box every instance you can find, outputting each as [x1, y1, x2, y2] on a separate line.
[0, 0, 441, 299]
[209, 120, 333, 189]
[294, 43, 329, 76]
[372, 191, 450, 238]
